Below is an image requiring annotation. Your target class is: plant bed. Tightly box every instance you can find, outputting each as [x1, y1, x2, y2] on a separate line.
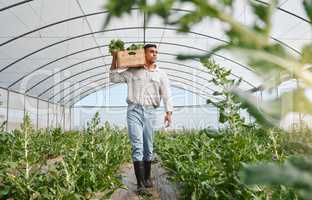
[0, 113, 131, 199]
[154, 128, 301, 200]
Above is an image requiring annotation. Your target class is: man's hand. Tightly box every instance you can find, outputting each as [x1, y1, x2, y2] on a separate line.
[111, 51, 117, 58]
[164, 112, 172, 128]
[110, 51, 118, 70]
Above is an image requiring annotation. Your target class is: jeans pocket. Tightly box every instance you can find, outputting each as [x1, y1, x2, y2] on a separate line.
[127, 103, 138, 112]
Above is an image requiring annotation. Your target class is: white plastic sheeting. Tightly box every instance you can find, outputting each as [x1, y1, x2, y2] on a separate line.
[0, 0, 310, 130]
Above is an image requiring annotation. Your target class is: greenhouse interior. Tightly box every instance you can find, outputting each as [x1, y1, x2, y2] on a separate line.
[0, 0, 311, 199]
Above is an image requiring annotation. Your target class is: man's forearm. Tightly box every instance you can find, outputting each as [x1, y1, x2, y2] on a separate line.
[110, 54, 117, 70]
[166, 111, 172, 115]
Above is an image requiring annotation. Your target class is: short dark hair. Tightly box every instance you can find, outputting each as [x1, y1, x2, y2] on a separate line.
[144, 44, 157, 50]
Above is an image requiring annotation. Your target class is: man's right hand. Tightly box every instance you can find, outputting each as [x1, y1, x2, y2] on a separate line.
[110, 51, 118, 70]
[111, 51, 117, 58]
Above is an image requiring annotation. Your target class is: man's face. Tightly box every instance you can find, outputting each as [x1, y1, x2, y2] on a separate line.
[145, 47, 158, 63]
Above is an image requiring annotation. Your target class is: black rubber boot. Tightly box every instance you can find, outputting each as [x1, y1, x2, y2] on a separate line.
[133, 161, 151, 196]
[144, 161, 153, 188]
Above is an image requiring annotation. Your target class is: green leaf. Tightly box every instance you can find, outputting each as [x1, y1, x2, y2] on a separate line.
[239, 156, 312, 200]
[223, 69, 231, 77]
[102, 0, 137, 29]
[250, 2, 270, 24]
[146, 0, 175, 23]
[213, 91, 223, 96]
[301, 44, 312, 64]
[108, 39, 125, 53]
[221, 0, 233, 7]
[303, 0, 312, 22]
[177, 12, 203, 32]
[219, 112, 226, 123]
[176, 44, 230, 61]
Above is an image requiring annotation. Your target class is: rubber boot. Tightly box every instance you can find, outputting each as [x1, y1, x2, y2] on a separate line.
[144, 161, 153, 188]
[133, 161, 151, 196]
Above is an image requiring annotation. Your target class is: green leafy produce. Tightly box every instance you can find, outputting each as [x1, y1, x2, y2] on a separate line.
[108, 39, 125, 53]
[126, 43, 144, 51]
[108, 39, 144, 54]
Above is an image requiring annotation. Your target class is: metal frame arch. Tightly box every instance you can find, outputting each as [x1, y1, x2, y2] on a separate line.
[7, 44, 111, 89]
[171, 85, 216, 101]
[0, 8, 191, 47]
[39, 63, 218, 102]
[60, 73, 219, 105]
[37, 64, 106, 97]
[68, 82, 216, 106]
[22, 49, 256, 93]
[44, 61, 222, 103]
[57, 76, 110, 104]
[24, 55, 108, 93]
[49, 73, 106, 102]
[3, 24, 301, 83]
[68, 82, 116, 106]
[25, 54, 218, 94]
[1, 27, 140, 74]
[157, 60, 256, 89]
[9, 39, 259, 96]
[255, 0, 311, 24]
[67, 79, 220, 106]
[26, 48, 258, 97]
[34, 59, 222, 98]
[48, 56, 228, 103]
[0, 0, 33, 12]
[56, 69, 217, 105]
[0, 7, 305, 50]
[6, 26, 255, 88]
[35, 52, 257, 103]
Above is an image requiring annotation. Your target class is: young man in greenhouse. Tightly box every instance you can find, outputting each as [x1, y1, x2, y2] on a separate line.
[109, 44, 173, 194]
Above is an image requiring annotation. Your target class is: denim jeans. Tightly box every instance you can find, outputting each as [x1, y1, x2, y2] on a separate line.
[127, 102, 159, 161]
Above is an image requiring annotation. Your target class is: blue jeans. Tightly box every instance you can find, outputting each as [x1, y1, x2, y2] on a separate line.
[127, 103, 159, 161]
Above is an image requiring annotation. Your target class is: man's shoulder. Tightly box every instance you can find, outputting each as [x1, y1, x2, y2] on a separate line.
[157, 68, 167, 77]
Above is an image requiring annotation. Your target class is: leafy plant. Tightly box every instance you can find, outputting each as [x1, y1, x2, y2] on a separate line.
[126, 43, 144, 51]
[86, 111, 101, 135]
[109, 39, 144, 54]
[109, 39, 125, 53]
[201, 58, 249, 130]
[155, 127, 295, 200]
[0, 121, 7, 132]
[0, 113, 131, 199]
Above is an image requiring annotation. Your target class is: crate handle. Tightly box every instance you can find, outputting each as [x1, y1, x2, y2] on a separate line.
[128, 51, 136, 56]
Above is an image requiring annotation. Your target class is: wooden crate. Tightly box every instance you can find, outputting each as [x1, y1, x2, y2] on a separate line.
[116, 49, 145, 68]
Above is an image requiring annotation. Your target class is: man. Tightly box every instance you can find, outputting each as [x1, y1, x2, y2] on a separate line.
[109, 44, 173, 194]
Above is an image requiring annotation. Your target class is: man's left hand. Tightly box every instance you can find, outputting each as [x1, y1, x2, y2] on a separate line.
[164, 112, 172, 128]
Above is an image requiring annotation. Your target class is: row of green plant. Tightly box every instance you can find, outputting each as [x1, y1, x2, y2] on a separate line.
[155, 127, 312, 200]
[0, 112, 131, 199]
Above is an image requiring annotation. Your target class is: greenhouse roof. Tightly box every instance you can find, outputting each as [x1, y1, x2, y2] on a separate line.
[0, 0, 310, 106]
